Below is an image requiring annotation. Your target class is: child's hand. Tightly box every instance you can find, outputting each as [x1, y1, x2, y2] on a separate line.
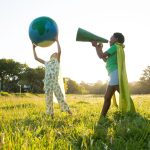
[92, 41, 103, 49]
[55, 35, 58, 41]
[91, 41, 97, 47]
[32, 43, 36, 49]
[97, 43, 103, 50]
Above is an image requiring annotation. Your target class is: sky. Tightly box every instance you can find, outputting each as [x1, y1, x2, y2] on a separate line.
[0, 0, 150, 83]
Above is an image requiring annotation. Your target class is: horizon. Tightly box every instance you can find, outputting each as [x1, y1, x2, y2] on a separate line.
[0, 56, 145, 84]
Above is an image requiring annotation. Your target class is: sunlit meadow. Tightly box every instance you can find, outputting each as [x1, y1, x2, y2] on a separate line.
[0, 94, 149, 149]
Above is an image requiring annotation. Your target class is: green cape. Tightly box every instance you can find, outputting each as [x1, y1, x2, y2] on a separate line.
[113, 43, 135, 113]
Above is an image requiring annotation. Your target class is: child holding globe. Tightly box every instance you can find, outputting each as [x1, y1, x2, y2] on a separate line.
[91, 32, 135, 117]
[32, 36, 72, 118]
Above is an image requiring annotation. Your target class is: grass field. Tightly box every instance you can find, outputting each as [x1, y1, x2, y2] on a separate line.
[0, 94, 149, 150]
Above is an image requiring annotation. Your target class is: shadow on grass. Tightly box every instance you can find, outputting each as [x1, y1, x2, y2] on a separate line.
[70, 112, 150, 150]
[0, 103, 36, 110]
[108, 112, 150, 150]
[77, 101, 90, 104]
[12, 93, 29, 97]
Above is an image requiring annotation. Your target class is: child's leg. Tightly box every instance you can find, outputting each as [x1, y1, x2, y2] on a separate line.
[53, 82, 71, 113]
[45, 89, 54, 117]
[101, 85, 119, 116]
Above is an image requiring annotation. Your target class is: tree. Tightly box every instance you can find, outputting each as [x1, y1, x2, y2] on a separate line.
[0, 59, 27, 92]
[139, 66, 150, 93]
[140, 66, 150, 82]
[63, 78, 69, 93]
[129, 82, 142, 94]
[21, 66, 45, 93]
[66, 78, 82, 94]
[80, 80, 106, 94]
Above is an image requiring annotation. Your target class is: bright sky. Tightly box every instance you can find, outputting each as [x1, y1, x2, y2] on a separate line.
[0, 0, 150, 83]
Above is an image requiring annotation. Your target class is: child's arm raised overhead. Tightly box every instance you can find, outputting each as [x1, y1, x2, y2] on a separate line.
[55, 36, 61, 62]
[32, 43, 45, 64]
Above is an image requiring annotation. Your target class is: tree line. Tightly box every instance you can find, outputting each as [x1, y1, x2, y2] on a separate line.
[0, 58, 150, 94]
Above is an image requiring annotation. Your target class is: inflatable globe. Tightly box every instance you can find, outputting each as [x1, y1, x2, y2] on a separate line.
[29, 16, 58, 47]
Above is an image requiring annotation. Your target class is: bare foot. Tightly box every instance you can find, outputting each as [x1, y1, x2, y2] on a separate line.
[67, 110, 72, 115]
[51, 114, 54, 119]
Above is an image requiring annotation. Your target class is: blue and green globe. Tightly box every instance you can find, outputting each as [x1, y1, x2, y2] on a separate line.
[29, 16, 58, 47]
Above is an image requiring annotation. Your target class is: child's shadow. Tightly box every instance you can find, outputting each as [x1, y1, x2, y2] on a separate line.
[92, 112, 149, 150]
[91, 116, 112, 149]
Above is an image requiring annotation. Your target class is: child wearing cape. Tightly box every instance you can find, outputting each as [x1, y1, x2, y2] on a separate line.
[92, 32, 135, 117]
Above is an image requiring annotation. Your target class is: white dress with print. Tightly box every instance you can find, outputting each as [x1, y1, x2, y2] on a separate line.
[43, 57, 70, 115]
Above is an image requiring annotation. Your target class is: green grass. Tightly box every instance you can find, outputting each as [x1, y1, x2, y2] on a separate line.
[0, 94, 149, 150]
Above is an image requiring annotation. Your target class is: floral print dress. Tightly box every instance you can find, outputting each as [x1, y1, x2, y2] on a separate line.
[43, 57, 70, 115]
